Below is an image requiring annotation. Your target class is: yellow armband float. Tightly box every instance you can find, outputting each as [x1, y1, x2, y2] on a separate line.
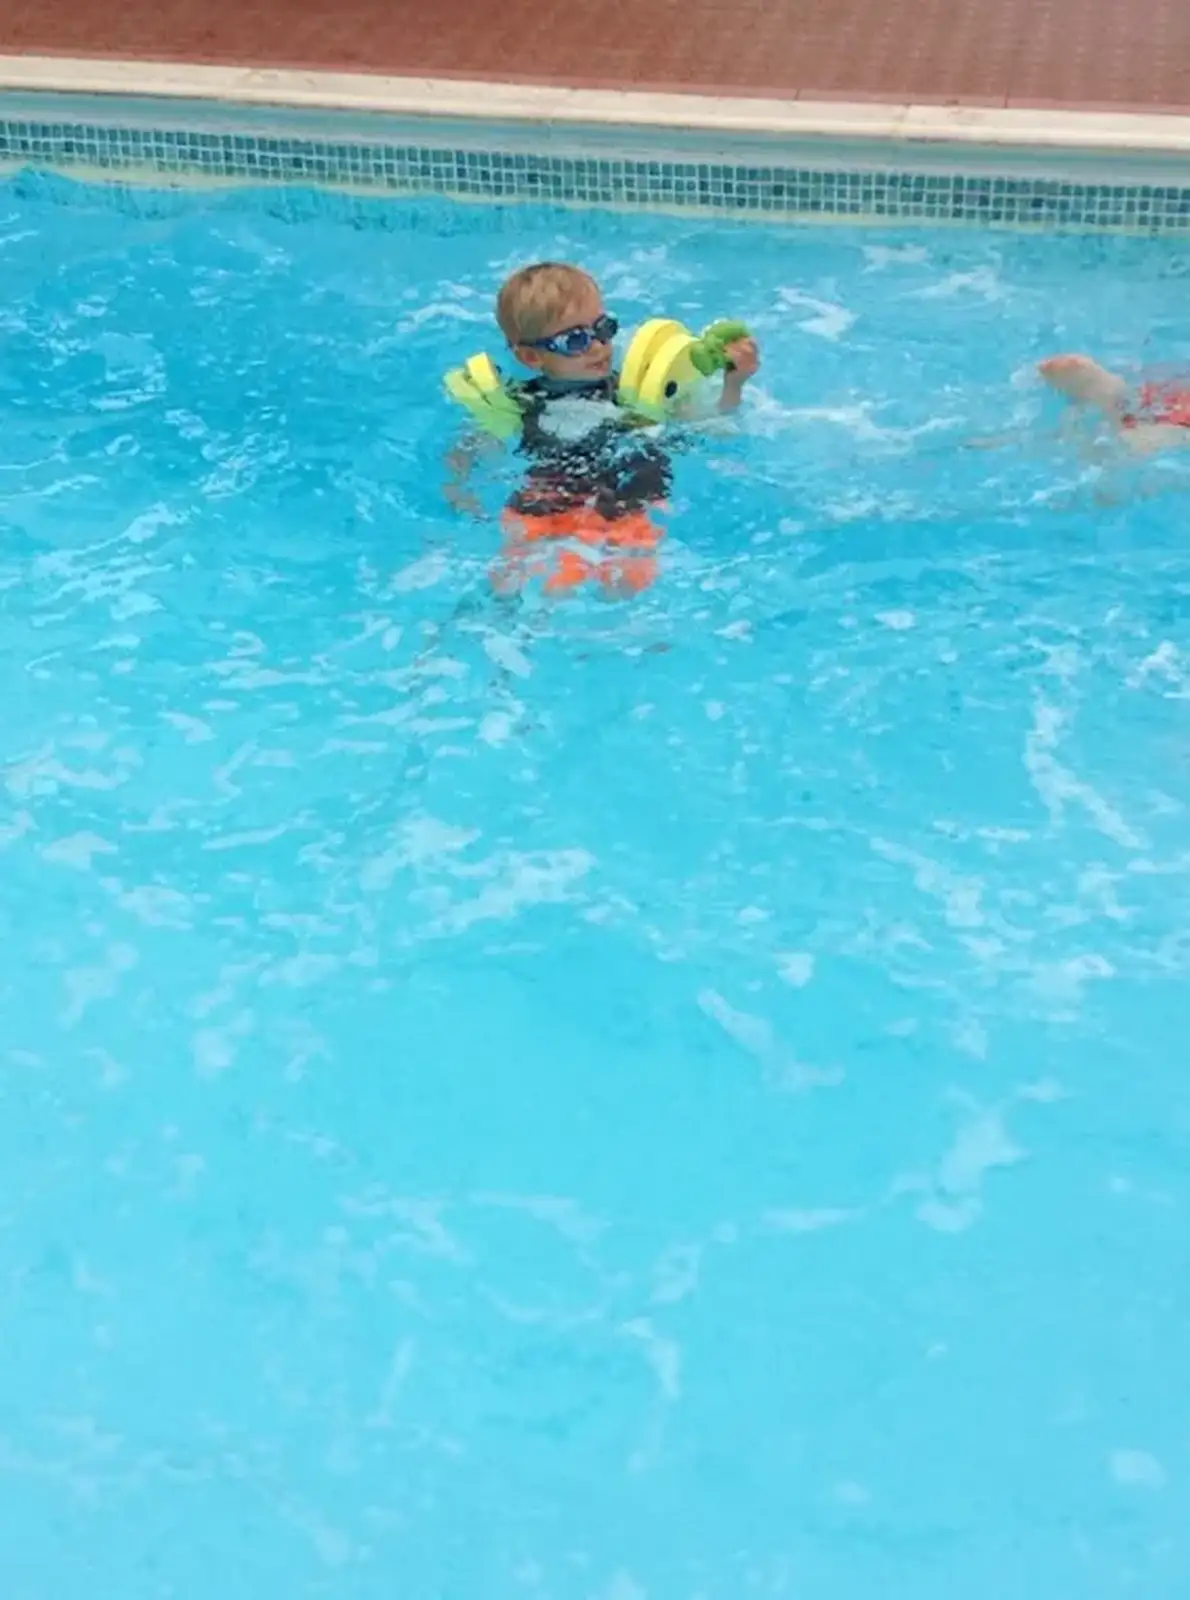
[442, 353, 526, 441]
[619, 318, 752, 419]
[444, 318, 751, 436]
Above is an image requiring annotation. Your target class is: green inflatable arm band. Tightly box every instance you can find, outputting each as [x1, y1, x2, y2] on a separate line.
[689, 320, 753, 378]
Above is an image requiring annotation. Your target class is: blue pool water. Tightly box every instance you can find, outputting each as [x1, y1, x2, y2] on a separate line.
[2, 170, 1190, 1598]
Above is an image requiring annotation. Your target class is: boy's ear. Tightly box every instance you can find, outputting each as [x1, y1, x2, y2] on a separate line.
[513, 343, 544, 370]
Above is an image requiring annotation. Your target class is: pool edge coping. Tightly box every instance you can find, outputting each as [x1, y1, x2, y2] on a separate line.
[4, 53, 1190, 153]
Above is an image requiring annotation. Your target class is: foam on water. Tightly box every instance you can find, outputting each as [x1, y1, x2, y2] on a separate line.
[2, 174, 1190, 1598]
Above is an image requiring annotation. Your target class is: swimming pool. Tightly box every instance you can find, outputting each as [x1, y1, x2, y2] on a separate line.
[3, 169, 1189, 1598]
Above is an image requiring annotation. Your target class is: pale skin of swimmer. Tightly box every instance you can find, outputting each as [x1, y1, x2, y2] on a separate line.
[1039, 354, 1190, 454]
[975, 354, 1190, 458]
[444, 274, 761, 516]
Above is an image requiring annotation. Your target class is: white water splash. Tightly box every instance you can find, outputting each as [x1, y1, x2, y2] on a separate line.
[777, 286, 856, 341]
[1025, 699, 1145, 850]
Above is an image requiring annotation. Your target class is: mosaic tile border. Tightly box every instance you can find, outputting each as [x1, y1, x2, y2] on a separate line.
[2, 113, 1190, 232]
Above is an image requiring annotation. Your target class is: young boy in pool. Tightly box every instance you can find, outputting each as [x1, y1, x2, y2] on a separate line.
[444, 261, 761, 597]
[1038, 353, 1190, 455]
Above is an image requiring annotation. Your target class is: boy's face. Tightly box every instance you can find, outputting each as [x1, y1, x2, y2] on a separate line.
[514, 282, 615, 382]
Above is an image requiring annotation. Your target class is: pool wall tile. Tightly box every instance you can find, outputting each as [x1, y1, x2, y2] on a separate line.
[2, 106, 1190, 232]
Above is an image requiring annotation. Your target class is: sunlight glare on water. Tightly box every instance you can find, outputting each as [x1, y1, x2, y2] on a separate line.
[1, 172, 1190, 1598]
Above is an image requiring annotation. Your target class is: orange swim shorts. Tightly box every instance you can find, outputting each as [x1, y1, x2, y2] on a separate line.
[494, 505, 665, 597]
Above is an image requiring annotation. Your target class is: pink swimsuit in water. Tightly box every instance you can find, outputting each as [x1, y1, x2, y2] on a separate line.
[1122, 380, 1190, 430]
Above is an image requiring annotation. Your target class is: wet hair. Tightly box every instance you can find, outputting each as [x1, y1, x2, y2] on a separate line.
[496, 261, 600, 345]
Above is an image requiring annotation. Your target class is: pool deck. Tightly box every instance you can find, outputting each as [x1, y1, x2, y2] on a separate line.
[0, 0, 1188, 115]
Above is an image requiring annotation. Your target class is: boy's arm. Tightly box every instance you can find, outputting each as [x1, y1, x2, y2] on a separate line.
[443, 432, 503, 517]
[671, 337, 762, 425]
[718, 337, 761, 413]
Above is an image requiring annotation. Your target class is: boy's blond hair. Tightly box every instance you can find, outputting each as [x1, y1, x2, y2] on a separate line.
[496, 261, 598, 346]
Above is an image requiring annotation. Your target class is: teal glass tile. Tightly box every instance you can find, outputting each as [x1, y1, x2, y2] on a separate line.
[0, 113, 1187, 233]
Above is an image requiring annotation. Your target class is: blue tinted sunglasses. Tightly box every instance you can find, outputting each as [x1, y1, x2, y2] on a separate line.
[527, 314, 619, 357]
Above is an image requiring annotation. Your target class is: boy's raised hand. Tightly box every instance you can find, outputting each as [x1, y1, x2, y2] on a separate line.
[726, 336, 761, 381]
[718, 336, 761, 413]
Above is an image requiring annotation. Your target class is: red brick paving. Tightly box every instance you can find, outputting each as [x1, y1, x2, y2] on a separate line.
[1, 0, 1189, 110]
